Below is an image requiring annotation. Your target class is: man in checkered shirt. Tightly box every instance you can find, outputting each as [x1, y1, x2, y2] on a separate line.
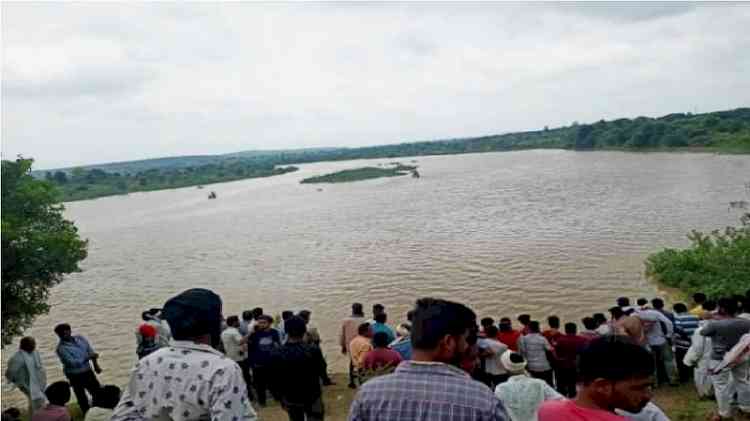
[348, 298, 509, 421]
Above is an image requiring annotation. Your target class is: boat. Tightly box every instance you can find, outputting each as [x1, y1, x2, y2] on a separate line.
[411, 170, 420, 178]
[208, 191, 217, 199]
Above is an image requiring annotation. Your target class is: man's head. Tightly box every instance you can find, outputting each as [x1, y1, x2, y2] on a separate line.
[242, 310, 253, 322]
[693, 293, 707, 305]
[373, 304, 385, 317]
[396, 323, 411, 337]
[718, 297, 739, 317]
[298, 310, 311, 323]
[564, 322, 577, 335]
[93, 385, 122, 410]
[582, 317, 598, 331]
[284, 316, 307, 340]
[372, 332, 391, 349]
[673, 303, 688, 314]
[528, 321, 541, 333]
[352, 303, 364, 316]
[636, 298, 648, 307]
[651, 298, 665, 310]
[374, 312, 387, 324]
[480, 317, 495, 328]
[484, 325, 498, 338]
[357, 322, 372, 338]
[578, 336, 654, 413]
[547, 316, 560, 329]
[501, 352, 527, 375]
[251, 307, 264, 320]
[281, 311, 294, 321]
[19, 336, 36, 353]
[406, 309, 415, 322]
[593, 313, 607, 326]
[162, 288, 223, 347]
[617, 297, 630, 307]
[226, 315, 240, 328]
[499, 317, 513, 332]
[609, 306, 624, 320]
[54, 323, 72, 341]
[703, 300, 717, 312]
[45, 381, 72, 407]
[411, 298, 476, 367]
[255, 315, 273, 331]
[517, 314, 531, 326]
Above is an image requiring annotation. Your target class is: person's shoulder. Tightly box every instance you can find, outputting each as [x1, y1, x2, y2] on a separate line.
[538, 398, 569, 413]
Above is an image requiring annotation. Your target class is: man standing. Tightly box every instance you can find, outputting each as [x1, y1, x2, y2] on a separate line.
[5, 337, 47, 416]
[390, 323, 413, 360]
[498, 318, 521, 351]
[112, 288, 257, 421]
[672, 303, 700, 383]
[691, 293, 708, 317]
[340, 303, 367, 388]
[539, 336, 655, 420]
[298, 310, 334, 386]
[553, 323, 588, 398]
[542, 316, 562, 347]
[32, 382, 72, 421]
[495, 352, 563, 421]
[362, 332, 403, 372]
[248, 314, 281, 406]
[349, 323, 374, 386]
[239, 310, 254, 336]
[636, 307, 675, 386]
[370, 313, 396, 345]
[478, 325, 510, 389]
[348, 298, 508, 421]
[54, 324, 102, 413]
[269, 316, 327, 421]
[700, 297, 750, 419]
[221, 315, 253, 400]
[518, 321, 554, 387]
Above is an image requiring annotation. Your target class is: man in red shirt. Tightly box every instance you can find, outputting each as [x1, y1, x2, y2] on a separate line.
[543, 316, 563, 347]
[518, 314, 532, 336]
[554, 322, 589, 398]
[498, 318, 521, 351]
[539, 336, 654, 421]
[362, 332, 403, 372]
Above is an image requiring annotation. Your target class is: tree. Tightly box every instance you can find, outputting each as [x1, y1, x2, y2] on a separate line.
[53, 171, 68, 184]
[1, 158, 88, 346]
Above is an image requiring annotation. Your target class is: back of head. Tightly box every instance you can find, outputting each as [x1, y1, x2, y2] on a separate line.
[480, 317, 495, 328]
[703, 300, 717, 312]
[251, 307, 264, 319]
[609, 306, 624, 320]
[547, 315, 560, 329]
[282, 310, 294, 321]
[162, 289, 222, 343]
[693, 292, 706, 304]
[352, 302, 364, 316]
[298, 310, 311, 323]
[719, 297, 738, 316]
[2, 408, 20, 421]
[564, 322, 577, 335]
[372, 331, 390, 348]
[406, 309, 416, 322]
[673, 303, 688, 314]
[593, 313, 607, 325]
[54, 323, 71, 338]
[582, 317, 598, 330]
[93, 385, 122, 409]
[501, 351, 527, 374]
[636, 298, 648, 307]
[374, 312, 387, 324]
[484, 325, 498, 338]
[529, 321, 541, 333]
[226, 315, 239, 327]
[242, 310, 253, 321]
[357, 322, 371, 336]
[651, 298, 664, 310]
[518, 314, 531, 325]
[45, 381, 71, 406]
[284, 316, 307, 339]
[411, 298, 476, 351]
[373, 304, 385, 316]
[396, 323, 411, 337]
[617, 297, 630, 307]
[580, 336, 654, 384]
[19, 336, 35, 353]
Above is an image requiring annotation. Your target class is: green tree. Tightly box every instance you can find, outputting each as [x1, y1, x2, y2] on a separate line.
[1, 158, 88, 346]
[53, 171, 68, 184]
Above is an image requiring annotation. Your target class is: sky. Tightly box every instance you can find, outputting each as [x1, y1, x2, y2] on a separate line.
[2, 2, 749, 170]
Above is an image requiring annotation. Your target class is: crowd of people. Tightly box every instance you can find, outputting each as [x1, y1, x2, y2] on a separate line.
[5, 288, 750, 421]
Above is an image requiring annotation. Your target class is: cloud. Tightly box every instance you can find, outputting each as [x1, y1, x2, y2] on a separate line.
[1, 2, 749, 169]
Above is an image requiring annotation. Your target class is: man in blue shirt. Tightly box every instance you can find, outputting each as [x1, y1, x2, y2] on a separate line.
[371, 313, 396, 345]
[247, 315, 281, 407]
[54, 323, 102, 413]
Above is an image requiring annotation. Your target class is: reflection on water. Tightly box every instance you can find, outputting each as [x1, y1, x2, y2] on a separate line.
[2, 150, 748, 406]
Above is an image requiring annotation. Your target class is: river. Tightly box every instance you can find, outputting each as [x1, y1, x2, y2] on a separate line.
[2, 150, 748, 406]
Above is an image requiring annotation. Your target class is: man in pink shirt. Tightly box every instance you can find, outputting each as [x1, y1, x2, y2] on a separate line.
[539, 336, 654, 421]
[32, 382, 72, 421]
[341, 303, 367, 388]
[362, 332, 403, 371]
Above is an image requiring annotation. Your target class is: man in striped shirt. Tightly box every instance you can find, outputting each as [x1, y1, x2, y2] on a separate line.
[673, 303, 700, 383]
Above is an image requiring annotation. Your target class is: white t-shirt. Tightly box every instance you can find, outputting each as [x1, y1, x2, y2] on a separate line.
[85, 407, 113, 421]
[221, 327, 245, 362]
[479, 338, 509, 375]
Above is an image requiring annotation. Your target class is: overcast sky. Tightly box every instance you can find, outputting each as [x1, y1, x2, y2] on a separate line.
[2, 2, 749, 169]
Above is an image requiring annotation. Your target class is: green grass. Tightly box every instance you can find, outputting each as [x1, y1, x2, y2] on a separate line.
[300, 165, 418, 184]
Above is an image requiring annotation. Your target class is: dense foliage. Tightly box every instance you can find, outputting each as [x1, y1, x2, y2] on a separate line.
[645, 206, 750, 298]
[43, 160, 298, 202]
[39, 107, 750, 201]
[300, 164, 418, 184]
[1, 158, 89, 346]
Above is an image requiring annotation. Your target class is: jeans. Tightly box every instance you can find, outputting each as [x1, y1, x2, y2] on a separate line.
[529, 369, 554, 388]
[712, 360, 750, 417]
[66, 369, 101, 413]
[556, 367, 577, 398]
[238, 360, 255, 401]
[285, 396, 325, 421]
[253, 365, 273, 405]
[674, 347, 692, 383]
[651, 344, 676, 386]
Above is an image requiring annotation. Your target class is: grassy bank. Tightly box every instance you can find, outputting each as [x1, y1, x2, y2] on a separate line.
[300, 164, 418, 184]
[37, 373, 723, 421]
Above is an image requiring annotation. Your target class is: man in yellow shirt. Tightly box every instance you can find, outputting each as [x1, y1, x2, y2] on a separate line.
[349, 323, 374, 387]
[690, 293, 707, 317]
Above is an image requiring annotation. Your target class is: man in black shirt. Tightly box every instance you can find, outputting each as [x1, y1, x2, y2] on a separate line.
[270, 316, 327, 421]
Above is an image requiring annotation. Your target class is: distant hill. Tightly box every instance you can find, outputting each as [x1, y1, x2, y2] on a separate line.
[26, 106, 750, 201]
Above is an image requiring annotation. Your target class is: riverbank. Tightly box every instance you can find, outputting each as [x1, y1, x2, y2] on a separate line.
[32, 373, 718, 421]
[300, 164, 418, 184]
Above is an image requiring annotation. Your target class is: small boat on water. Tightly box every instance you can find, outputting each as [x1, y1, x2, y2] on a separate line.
[411, 170, 420, 178]
[208, 191, 217, 199]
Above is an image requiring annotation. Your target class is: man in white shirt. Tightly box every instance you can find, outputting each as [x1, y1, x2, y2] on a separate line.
[636, 308, 676, 386]
[221, 315, 253, 401]
[495, 351, 563, 421]
[5, 336, 47, 416]
[479, 325, 510, 388]
[112, 288, 257, 421]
